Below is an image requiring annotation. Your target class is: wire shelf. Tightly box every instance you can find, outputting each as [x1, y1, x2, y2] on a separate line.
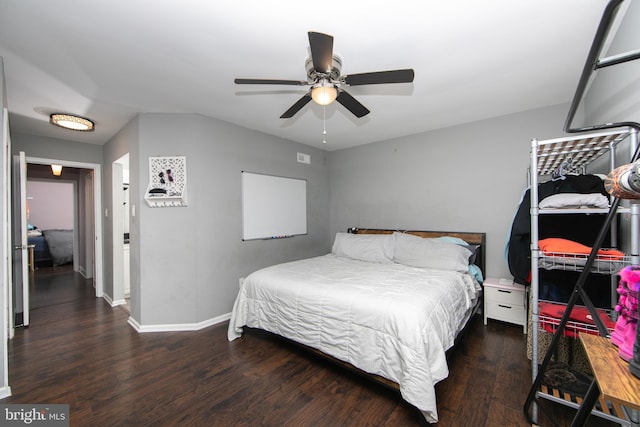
[539, 314, 614, 338]
[538, 301, 615, 339]
[538, 251, 629, 274]
[534, 130, 630, 176]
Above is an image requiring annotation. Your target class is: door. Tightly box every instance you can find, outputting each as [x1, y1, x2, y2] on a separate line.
[11, 151, 28, 327]
[3, 106, 14, 340]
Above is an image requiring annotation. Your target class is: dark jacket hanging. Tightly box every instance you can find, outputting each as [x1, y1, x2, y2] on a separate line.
[507, 174, 608, 285]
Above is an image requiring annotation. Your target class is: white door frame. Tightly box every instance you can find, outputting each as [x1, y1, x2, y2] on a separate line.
[111, 161, 125, 305]
[12, 152, 28, 326]
[25, 157, 103, 298]
[1, 105, 13, 398]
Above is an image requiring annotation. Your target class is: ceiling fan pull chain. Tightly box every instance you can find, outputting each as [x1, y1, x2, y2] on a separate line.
[322, 106, 327, 144]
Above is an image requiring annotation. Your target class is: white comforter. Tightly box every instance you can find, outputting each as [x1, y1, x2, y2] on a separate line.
[227, 254, 481, 423]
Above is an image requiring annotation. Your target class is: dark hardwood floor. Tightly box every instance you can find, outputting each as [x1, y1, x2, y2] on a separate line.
[1, 268, 620, 426]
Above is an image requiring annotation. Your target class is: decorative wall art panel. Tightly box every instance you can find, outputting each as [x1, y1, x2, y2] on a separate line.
[144, 156, 188, 207]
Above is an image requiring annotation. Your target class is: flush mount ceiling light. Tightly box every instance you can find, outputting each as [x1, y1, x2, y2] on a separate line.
[310, 81, 338, 106]
[51, 164, 63, 176]
[49, 113, 95, 132]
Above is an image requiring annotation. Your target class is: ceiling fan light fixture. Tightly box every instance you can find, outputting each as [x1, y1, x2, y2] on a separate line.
[311, 83, 338, 106]
[49, 113, 95, 132]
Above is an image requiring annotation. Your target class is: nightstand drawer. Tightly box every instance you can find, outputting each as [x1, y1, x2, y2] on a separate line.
[485, 286, 525, 306]
[485, 300, 526, 325]
[483, 278, 527, 333]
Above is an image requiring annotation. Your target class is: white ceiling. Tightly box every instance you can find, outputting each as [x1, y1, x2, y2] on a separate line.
[0, 1, 610, 151]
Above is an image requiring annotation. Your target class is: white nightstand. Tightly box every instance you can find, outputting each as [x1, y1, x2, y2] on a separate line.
[483, 277, 527, 334]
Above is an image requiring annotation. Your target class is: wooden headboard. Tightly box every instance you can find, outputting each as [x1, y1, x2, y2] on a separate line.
[349, 227, 487, 278]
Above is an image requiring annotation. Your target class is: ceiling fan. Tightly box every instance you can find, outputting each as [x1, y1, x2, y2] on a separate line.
[234, 31, 415, 119]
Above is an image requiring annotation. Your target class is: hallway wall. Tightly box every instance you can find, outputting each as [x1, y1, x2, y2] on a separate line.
[26, 180, 73, 229]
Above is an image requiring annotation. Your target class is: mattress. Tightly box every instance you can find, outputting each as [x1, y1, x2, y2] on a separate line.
[228, 254, 481, 423]
[27, 235, 50, 262]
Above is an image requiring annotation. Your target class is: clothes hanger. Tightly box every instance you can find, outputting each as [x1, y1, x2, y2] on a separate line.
[551, 157, 573, 181]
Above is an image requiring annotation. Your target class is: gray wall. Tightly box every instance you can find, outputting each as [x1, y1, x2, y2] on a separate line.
[10, 102, 602, 322]
[582, 0, 640, 129]
[328, 102, 573, 279]
[11, 134, 102, 165]
[102, 117, 139, 313]
[103, 113, 330, 326]
[12, 104, 578, 326]
[26, 179, 74, 229]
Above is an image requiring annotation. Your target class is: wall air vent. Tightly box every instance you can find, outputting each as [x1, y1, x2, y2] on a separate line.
[297, 152, 311, 164]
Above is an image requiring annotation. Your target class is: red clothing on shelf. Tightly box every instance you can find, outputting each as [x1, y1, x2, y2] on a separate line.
[539, 301, 615, 338]
[538, 238, 625, 260]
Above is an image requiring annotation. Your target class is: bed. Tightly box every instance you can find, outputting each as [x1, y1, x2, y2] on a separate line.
[27, 227, 74, 267]
[228, 228, 485, 423]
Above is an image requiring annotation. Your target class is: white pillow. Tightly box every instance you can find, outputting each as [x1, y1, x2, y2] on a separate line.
[27, 229, 42, 237]
[539, 193, 608, 209]
[331, 232, 394, 263]
[392, 232, 471, 272]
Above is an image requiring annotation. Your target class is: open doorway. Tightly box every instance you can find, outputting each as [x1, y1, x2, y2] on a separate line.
[19, 157, 103, 314]
[25, 164, 91, 310]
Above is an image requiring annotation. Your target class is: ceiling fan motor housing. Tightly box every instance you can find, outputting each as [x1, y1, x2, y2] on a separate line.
[305, 55, 342, 83]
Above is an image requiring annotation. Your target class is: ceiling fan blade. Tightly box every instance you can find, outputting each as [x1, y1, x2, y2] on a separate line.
[336, 90, 370, 118]
[235, 78, 308, 86]
[280, 94, 313, 118]
[308, 32, 334, 74]
[341, 69, 415, 86]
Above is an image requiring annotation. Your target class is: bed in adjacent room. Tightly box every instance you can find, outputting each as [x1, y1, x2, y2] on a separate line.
[27, 226, 74, 267]
[228, 228, 485, 423]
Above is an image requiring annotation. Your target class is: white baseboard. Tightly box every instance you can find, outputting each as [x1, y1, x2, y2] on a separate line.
[127, 316, 142, 331]
[127, 312, 232, 333]
[0, 385, 12, 399]
[77, 267, 93, 280]
[102, 294, 125, 307]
